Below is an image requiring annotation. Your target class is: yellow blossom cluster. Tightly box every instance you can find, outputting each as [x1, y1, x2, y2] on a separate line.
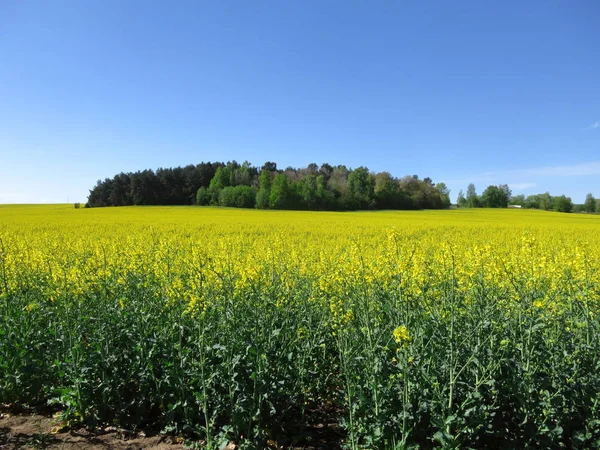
[1, 205, 599, 325]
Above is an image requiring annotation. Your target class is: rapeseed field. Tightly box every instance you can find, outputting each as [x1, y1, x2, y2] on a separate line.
[1, 205, 599, 448]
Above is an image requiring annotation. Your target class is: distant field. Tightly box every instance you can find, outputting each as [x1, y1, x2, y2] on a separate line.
[1, 205, 599, 448]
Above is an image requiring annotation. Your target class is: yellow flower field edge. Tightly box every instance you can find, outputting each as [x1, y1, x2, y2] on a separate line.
[1, 205, 600, 449]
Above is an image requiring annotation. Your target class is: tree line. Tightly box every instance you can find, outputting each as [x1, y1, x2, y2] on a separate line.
[86, 161, 452, 210]
[456, 183, 600, 213]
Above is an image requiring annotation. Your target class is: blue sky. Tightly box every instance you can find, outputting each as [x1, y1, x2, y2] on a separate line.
[1, 0, 598, 204]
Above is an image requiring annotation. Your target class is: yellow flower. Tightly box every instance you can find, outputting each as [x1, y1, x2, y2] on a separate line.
[297, 327, 306, 340]
[393, 325, 411, 346]
[24, 302, 39, 313]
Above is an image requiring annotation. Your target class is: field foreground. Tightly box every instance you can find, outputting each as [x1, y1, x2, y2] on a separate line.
[1, 205, 600, 449]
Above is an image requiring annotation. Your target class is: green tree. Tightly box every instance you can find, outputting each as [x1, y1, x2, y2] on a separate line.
[481, 185, 510, 208]
[509, 194, 525, 206]
[523, 194, 539, 209]
[347, 167, 375, 209]
[499, 184, 512, 203]
[316, 174, 333, 209]
[206, 166, 230, 205]
[435, 182, 451, 208]
[261, 161, 277, 172]
[327, 165, 350, 209]
[108, 173, 132, 206]
[524, 193, 554, 210]
[209, 167, 229, 190]
[256, 169, 272, 209]
[232, 161, 256, 186]
[466, 183, 479, 208]
[374, 172, 397, 209]
[196, 187, 210, 205]
[256, 189, 270, 209]
[258, 169, 272, 190]
[300, 175, 318, 209]
[218, 186, 257, 208]
[553, 195, 573, 213]
[269, 173, 291, 209]
[538, 192, 553, 210]
[456, 190, 467, 207]
[584, 193, 596, 213]
[319, 163, 333, 181]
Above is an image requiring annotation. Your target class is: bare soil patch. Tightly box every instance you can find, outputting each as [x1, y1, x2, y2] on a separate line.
[0, 412, 182, 450]
[0, 405, 342, 449]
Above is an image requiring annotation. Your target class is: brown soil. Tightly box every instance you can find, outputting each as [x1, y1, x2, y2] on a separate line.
[0, 412, 183, 450]
[0, 407, 342, 450]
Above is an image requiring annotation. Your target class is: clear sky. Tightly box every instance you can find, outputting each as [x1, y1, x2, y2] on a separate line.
[1, 0, 599, 204]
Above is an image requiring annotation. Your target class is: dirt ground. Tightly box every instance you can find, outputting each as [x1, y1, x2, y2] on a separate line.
[0, 406, 341, 449]
[0, 412, 183, 450]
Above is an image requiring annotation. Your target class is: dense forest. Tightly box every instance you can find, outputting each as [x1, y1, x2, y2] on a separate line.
[86, 161, 452, 210]
[87, 161, 599, 213]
